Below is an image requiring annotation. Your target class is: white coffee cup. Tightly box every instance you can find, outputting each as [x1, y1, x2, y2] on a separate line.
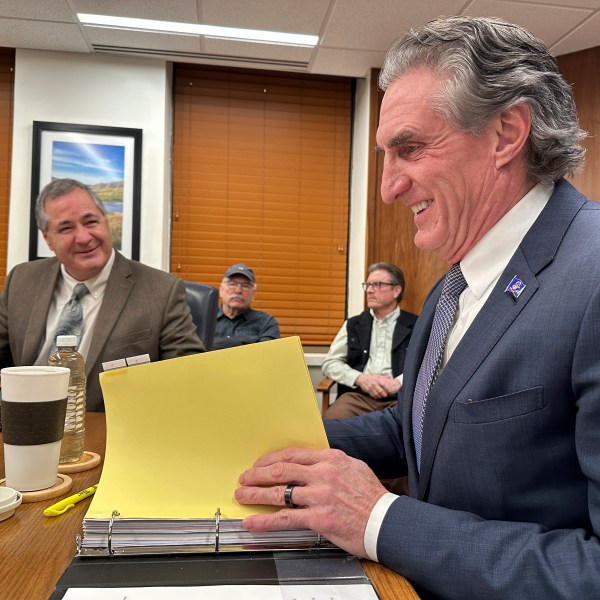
[1, 366, 70, 491]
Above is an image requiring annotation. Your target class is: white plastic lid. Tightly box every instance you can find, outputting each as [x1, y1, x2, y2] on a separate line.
[56, 335, 78, 347]
[0, 487, 22, 522]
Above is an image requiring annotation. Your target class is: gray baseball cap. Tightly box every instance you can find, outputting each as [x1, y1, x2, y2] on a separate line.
[223, 264, 255, 283]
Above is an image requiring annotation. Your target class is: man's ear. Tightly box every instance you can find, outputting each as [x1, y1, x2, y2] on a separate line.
[494, 102, 531, 169]
[42, 231, 52, 252]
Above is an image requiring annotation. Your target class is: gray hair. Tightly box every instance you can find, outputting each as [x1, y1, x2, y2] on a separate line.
[35, 178, 107, 232]
[368, 262, 405, 302]
[378, 16, 586, 184]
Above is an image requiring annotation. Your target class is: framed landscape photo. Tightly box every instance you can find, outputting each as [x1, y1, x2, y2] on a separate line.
[30, 121, 142, 261]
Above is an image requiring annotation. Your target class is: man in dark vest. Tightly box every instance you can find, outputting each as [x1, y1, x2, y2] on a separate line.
[322, 262, 418, 419]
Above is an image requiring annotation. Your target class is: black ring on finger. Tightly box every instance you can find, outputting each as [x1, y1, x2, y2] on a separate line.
[284, 483, 299, 509]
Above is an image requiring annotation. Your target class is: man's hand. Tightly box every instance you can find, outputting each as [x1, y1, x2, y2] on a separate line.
[356, 373, 400, 398]
[235, 447, 388, 557]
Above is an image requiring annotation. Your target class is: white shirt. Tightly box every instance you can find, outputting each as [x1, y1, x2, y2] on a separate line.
[35, 250, 116, 364]
[363, 183, 554, 561]
[322, 307, 401, 388]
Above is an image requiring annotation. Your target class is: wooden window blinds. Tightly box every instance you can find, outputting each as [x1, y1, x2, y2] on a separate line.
[0, 48, 14, 286]
[172, 65, 352, 345]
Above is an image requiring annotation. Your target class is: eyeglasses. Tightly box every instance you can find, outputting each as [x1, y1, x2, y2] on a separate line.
[361, 281, 397, 291]
[224, 280, 254, 291]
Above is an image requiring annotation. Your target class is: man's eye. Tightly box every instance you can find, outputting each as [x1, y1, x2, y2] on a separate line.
[401, 145, 419, 157]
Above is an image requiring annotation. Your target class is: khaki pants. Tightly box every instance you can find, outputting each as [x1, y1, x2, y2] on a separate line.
[324, 391, 396, 420]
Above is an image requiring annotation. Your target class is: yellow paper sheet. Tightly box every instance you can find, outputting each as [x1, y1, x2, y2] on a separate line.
[87, 336, 328, 520]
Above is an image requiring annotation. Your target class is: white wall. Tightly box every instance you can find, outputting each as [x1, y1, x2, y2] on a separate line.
[347, 74, 371, 319]
[8, 49, 172, 271]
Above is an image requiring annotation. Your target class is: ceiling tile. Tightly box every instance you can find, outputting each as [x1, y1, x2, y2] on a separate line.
[506, 0, 600, 8]
[550, 11, 600, 55]
[0, 19, 89, 52]
[0, 0, 75, 21]
[201, 0, 326, 33]
[321, 0, 467, 51]
[311, 47, 386, 78]
[466, 0, 593, 47]
[72, 0, 200, 22]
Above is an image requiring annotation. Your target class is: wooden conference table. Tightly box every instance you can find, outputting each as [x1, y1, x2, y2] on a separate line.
[0, 412, 420, 600]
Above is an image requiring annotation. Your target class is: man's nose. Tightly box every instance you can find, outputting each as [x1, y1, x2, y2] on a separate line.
[381, 166, 411, 205]
[73, 225, 93, 244]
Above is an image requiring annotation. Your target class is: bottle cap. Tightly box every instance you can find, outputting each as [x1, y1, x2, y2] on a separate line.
[56, 335, 78, 347]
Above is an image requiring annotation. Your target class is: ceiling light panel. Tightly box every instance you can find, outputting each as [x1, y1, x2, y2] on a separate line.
[77, 14, 318, 47]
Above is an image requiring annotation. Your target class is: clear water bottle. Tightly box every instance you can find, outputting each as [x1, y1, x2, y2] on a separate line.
[48, 334, 86, 463]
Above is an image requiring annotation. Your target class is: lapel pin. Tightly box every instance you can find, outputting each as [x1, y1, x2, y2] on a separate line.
[505, 275, 526, 300]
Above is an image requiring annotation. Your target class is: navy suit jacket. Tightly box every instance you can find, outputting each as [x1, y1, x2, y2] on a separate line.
[326, 179, 600, 599]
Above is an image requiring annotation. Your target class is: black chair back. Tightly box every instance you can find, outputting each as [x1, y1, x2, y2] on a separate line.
[183, 281, 219, 351]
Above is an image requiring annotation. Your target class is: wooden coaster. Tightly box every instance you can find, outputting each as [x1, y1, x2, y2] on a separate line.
[58, 451, 101, 474]
[0, 473, 72, 503]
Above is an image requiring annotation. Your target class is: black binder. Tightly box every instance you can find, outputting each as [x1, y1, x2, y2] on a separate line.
[50, 550, 378, 598]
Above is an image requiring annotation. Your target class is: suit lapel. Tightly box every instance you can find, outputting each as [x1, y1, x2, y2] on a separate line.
[22, 262, 61, 364]
[85, 252, 133, 376]
[417, 251, 539, 496]
[413, 179, 586, 498]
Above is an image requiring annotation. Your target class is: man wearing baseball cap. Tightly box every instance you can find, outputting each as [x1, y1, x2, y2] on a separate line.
[213, 263, 280, 350]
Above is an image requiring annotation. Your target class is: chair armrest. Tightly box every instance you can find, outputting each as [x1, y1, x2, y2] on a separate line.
[317, 377, 336, 393]
[317, 377, 336, 416]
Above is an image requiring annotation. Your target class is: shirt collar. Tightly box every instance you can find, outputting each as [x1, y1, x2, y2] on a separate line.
[60, 249, 115, 300]
[369, 305, 400, 324]
[217, 306, 250, 321]
[460, 182, 554, 300]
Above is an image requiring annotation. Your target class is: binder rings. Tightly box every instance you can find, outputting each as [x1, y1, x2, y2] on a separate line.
[78, 337, 332, 555]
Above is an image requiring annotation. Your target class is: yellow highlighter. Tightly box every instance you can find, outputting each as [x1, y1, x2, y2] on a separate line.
[43, 484, 98, 517]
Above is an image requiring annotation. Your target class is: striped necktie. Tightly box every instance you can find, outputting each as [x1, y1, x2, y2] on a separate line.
[412, 264, 467, 469]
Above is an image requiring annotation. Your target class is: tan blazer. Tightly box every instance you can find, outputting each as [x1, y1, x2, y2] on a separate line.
[0, 251, 205, 410]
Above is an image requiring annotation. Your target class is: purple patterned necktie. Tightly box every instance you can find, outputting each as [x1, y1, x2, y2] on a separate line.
[412, 264, 467, 469]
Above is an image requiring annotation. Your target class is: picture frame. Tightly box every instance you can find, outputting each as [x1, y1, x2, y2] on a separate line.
[30, 121, 142, 261]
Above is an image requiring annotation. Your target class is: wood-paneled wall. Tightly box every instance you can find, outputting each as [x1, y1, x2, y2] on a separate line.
[557, 47, 600, 202]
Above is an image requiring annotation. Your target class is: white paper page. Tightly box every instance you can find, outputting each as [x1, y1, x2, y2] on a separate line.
[62, 583, 379, 600]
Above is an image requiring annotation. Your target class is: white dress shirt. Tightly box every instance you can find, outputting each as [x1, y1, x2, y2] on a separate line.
[363, 183, 554, 561]
[35, 250, 116, 364]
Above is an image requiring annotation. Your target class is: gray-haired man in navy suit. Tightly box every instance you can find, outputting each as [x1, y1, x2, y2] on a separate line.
[235, 16, 600, 599]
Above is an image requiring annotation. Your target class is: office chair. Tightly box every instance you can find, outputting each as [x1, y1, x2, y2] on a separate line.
[183, 281, 219, 351]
